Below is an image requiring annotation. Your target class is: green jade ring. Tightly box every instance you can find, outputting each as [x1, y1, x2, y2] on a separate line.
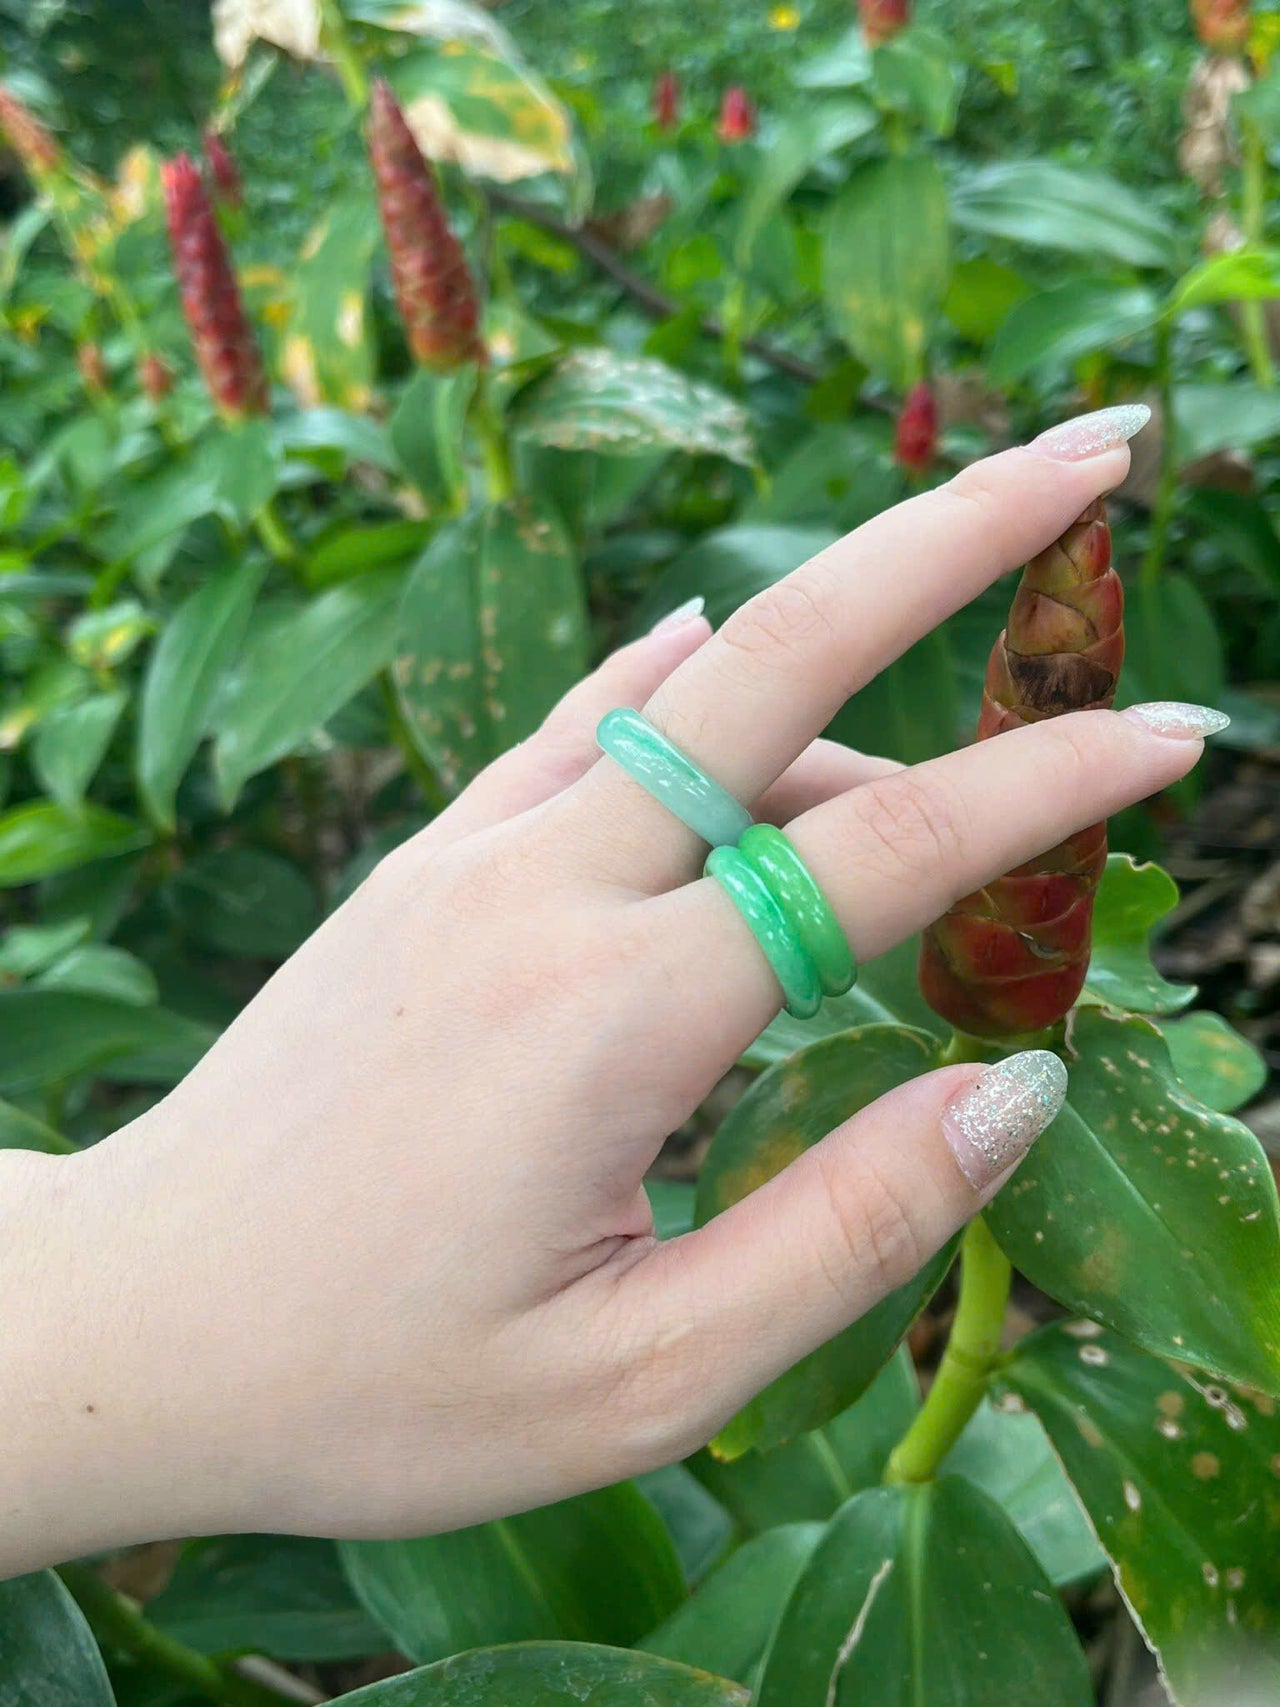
[596, 707, 753, 847]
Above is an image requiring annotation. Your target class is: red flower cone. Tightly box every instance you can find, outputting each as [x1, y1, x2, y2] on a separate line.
[0, 84, 60, 177]
[919, 500, 1124, 1038]
[77, 342, 108, 396]
[202, 128, 243, 209]
[1191, 0, 1250, 51]
[860, 0, 910, 46]
[653, 70, 680, 131]
[717, 86, 756, 143]
[138, 351, 174, 402]
[894, 382, 938, 475]
[162, 152, 267, 419]
[366, 79, 485, 372]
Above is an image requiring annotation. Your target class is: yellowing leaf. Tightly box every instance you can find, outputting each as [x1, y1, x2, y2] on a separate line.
[212, 0, 322, 70]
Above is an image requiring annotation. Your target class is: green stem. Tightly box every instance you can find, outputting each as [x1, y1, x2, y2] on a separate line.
[1141, 317, 1178, 591]
[470, 374, 515, 503]
[1240, 117, 1275, 390]
[380, 671, 450, 812]
[883, 1215, 1012, 1485]
[253, 496, 300, 568]
[318, 0, 369, 109]
[57, 1564, 295, 1707]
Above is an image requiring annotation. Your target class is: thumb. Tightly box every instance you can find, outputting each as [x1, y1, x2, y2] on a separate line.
[636, 1050, 1066, 1445]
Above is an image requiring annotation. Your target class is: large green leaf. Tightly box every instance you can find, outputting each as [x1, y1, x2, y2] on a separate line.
[989, 278, 1161, 385]
[695, 1025, 952, 1455]
[746, 937, 946, 1068]
[0, 803, 149, 888]
[32, 691, 126, 813]
[988, 1008, 1280, 1393]
[0, 1097, 73, 1153]
[756, 1478, 1092, 1706]
[632, 525, 839, 637]
[388, 367, 475, 512]
[1121, 573, 1225, 717]
[394, 496, 587, 791]
[328, 1644, 748, 1705]
[639, 1524, 824, 1689]
[283, 196, 380, 412]
[1167, 247, 1280, 316]
[822, 153, 951, 390]
[513, 350, 755, 465]
[147, 1537, 386, 1663]
[0, 1571, 115, 1707]
[1174, 383, 1280, 463]
[1004, 1322, 1280, 1704]
[213, 570, 404, 807]
[735, 101, 879, 264]
[636, 1465, 731, 1585]
[136, 558, 264, 830]
[1161, 1012, 1269, 1115]
[340, 1483, 684, 1664]
[951, 160, 1177, 268]
[165, 847, 318, 961]
[828, 626, 962, 766]
[0, 991, 212, 1092]
[1083, 854, 1197, 1016]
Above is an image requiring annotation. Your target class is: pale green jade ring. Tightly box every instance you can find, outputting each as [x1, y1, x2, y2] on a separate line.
[596, 708, 753, 847]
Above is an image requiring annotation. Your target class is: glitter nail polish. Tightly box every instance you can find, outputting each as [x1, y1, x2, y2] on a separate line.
[650, 595, 706, 635]
[943, 1050, 1068, 1191]
[1121, 701, 1231, 739]
[1029, 404, 1152, 462]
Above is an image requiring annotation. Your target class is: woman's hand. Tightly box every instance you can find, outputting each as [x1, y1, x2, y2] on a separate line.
[0, 410, 1215, 1575]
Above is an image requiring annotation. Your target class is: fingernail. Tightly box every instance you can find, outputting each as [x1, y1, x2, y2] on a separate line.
[1121, 701, 1231, 739]
[1028, 403, 1152, 462]
[650, 595, 706, 635]
[943, 1050, 1068, 1191]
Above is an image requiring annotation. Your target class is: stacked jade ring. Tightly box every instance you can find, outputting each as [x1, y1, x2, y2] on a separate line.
[596, 710, 856, 1018]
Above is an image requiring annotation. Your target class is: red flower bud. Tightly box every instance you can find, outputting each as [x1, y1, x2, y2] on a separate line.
[653, 71, 680, 131]
[717, 85, 756, 144]
[76, 342, 108, 396]
[1191, 0, 1250, 50]
[0, 83, 60, 177]
[894, 382, 938, 475]
[162, 152, 267, 419]
[860, 0, 910, 45]
[139, 351, 174, 401]
[202, 128, 243, 210]
[366, 79, 485, 372]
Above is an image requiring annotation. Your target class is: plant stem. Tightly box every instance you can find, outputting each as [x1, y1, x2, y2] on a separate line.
[1141, 317, 1178, 591]
[380, 670, 450, 812]
[470, 373, 516, 503]
[253, 496, 300, 567]
[883, 1215, 1012, 1485]
[57, 1564, 295, 1707]
[1239, 117, 1275, 390]
[318, 0, 369, 109]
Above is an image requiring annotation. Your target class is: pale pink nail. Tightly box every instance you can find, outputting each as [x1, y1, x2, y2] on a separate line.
[943, 1050, 1067, 1191]
[1121, 701, 1231, 739]
[650, 595, 706, 635]
[1029, 404, 1151, 462]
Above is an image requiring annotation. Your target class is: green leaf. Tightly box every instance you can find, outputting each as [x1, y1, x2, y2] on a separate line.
[1004, 1322, 1280, 1705]
[1168, 247, 1280, 316]
[0, 1097, 73, 1153]
[513, 349, 755, 465]
[1174, 383, 1280, 462]
[633, 525, 839, 636]
[1161, 1011, 1269, 1115]
[31, 690, 126, 812]
[0, 803, 149, 888]
[34, 944, 158, 1007]
[68, 603, 153, 671]
[822, 153, 951, 390]
[742, 420, 898, 533]
[645, 1178, 696, 1240]
[284, 196, 381, 412]
[277, 408, 399, 474]
[942, 255, 1032, 342]
[0, 918, 92, 978]
[636, 1465, 732, 1585]
[394, 496, 587, 792]
[389, 367, 476, 510]
[746, 937, 946, 1068]
[0, 1570, 115, 1707]
[951, 160, 1177, 268]
[987, 1008, 1280, 1394]
[756, 1478, 1092, 1706]
[213, 571, 404, 807]
[327, 1644, 748, 1706]
[201, 421, 282, 530]
[988, 279, 1160, 385]
[639, 1524, 824, 1688]
[1121, 573, 1225, 714]
[308, 521, 430, 590]
[98, 454, 222, 562]
[870, 26, 963, 137]
[695, 1025, 951, 1454]
[136, 559, 264, 831]
[1182, 487, 1280, 596]
[165, 848, 318, 961]
[735, 101, 879, 264]
[1084, 854, 1197, 1016]
[0, 991, 212, 1093]
[828, 626, 961, 766]
[940, 1398, 1107, 1587]
[340, 1483, 685, 1664]
[147, 1537, 387, 1663]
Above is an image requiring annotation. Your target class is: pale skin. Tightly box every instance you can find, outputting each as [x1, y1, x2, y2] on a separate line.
[0, 418, 1213, 1578]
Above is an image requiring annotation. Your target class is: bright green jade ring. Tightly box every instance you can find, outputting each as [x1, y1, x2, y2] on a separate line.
[595, 710, 856, 1018]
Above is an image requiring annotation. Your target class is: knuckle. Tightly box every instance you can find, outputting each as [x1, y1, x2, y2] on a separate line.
[942, 463, 1004, 523]
[851, 769, 968, 883]
[720, 570, 838, 670]
[815, 1145, 924, 1300]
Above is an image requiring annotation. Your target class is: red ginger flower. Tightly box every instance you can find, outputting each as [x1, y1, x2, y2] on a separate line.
[77, 342, 108, 396]
[860, 0, 910, 45]
[138, 351, 174, 402]
[163, 152, 267, 419]
[717, 85, 756, 143]
[1191, 0, 1250, 50]
[653, 70, 680, 131]
[366, 79, 485, 372]
[202, 128, 243, 209]
[0, 84, 60, 177]
[894, 382, 938, 475]
[919, 500, 1123, 1038]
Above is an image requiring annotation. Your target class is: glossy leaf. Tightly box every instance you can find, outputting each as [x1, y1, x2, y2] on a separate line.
[1004, 1322, 1280, 1704]
[34, 944, 158, 1006]
[1083, 854, 1197, 1016]
[695, 1025, 951, 1454]
[282, 197, 380, 412]
[276, 408, 399, 474]
[0, 1570, 115, 1707]
[514, 349, 754, 465]
[640, 1524, 824, 1688]
[0, 803, 149, 888]
[0, 991, 212, 1093]
[340, 1483, 684, 1664]
[165, 847, 318, 961]
[394, 496, 586, 792]
[213, 571, 403, 807]
[1161, 1011, 1269, 1115]
[746, 937, 946, 1068]
[1174, 383, 1280, 463]
[735, 101, 878, 263]
[636, 1465, 732, 1585]
[951, 159, 1177, 268]
[988, 279, 1160, 385]
[329, 1644, 748, 1706]
[136, 558, 264, 830]
[645, 1178, 696, 1240]
[1168, 247, 1280, 315]
[988, 1008, 1280, 1394]
[756, 1478, 1092, 1706]
[31, 690, 126, 812]
[389, 367, 475, 510]
[0, 1097, 72, 1153]
[822, 153, 951, 390]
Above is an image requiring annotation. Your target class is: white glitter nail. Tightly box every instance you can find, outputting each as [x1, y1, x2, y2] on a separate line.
[1121, 701, 1231, 739]
[943, 1050, 1068, 1191]
[650, 595, 706, 635]
[1029, 404, 1152, 462]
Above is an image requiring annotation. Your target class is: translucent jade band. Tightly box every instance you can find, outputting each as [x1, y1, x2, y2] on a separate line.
[705, 845, 824, 1020]
[737, 824, 856, 998]
[596, 708, 753, 847]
